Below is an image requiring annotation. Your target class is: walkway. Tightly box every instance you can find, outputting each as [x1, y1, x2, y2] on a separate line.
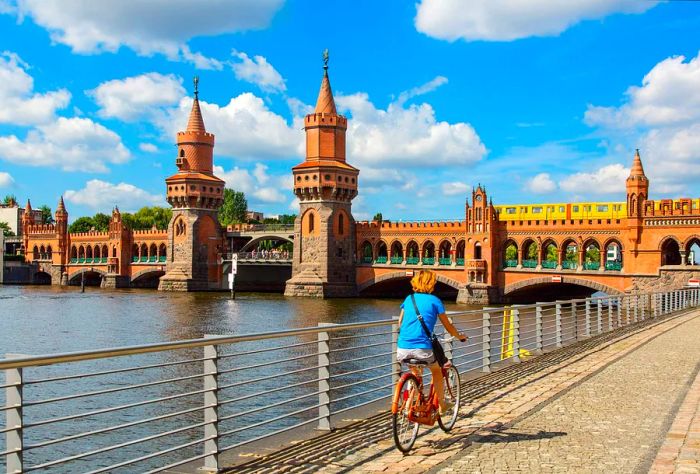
[212, 307, 700, 474]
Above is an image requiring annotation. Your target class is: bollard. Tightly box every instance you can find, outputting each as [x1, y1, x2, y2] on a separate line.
[482, 311, 491, 373]
[585, 298, 591, 337]
[512, 308, 520, 362]
[202, 341, 219, 472]
[555, 302, 562, 348]
[596, 299, 602, 334]
[317, 323, 334, 431]
[535, 304, 543, 352]
[391, 317, 400, 385]
[5, 354, 24, 474]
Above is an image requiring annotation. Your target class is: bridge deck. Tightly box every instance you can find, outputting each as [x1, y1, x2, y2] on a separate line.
[185, 307, 700, 473]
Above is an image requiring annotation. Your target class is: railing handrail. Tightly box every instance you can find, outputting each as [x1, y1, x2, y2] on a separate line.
[0, 289, 680, 371]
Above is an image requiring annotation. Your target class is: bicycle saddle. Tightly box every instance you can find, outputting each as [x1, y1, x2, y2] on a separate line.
[401, 358, 430, 365]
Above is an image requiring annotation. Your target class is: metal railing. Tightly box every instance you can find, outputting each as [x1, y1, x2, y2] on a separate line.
[2, 288, 698, 473]
[223, 252, 292, 262]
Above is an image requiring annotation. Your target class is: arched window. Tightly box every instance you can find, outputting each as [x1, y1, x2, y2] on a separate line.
[102, 245, 108, 259]
[112, 246, 117, 258]
[422, 241, 435, 263]
[687, 238, 700, 265]
[86, 245, 93, 260]
[361, 241, 373, 263]
[94, 245, 101, 259]
[583, 240, 601, 270]
[159, 243, 167, 262]
[78, 245, 85, 261]
[541, 240, 557, 268]
[661, 238, 681, 266]
[375, 241, 387, 263]
[521, 240, 537, 268]
[604, 240, 623, 271]
[149, 243, 157, 262]
[338, 213, 344, 235]
[308, 213, 315, 234]
[132, 244, 139, 262]
[140, 243, 148, 262]
[503, 240, 518, 268]
[179, 149, 185, 158]
[390, 241, 403, 263]
[70, 246, 77, 260]
[46, 245, 53, 259]
[33, 245, 39, 260]
[474, 242, 482, 260]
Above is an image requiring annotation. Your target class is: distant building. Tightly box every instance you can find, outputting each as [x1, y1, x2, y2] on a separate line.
[247, 211, 264, 222]
[0, 202, 42, 236]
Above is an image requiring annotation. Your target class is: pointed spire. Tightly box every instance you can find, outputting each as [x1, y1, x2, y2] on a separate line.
[24, 199, 32, 215]
[56, 196, 66, 213]
[629, 148, 646, 178]
[315, 49, 337, 115]
[186, 75, 206, 133]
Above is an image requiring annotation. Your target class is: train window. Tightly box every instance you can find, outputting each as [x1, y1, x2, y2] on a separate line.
[559, 206, 565, 212]
[585, 205, 591, 212]
[520, 207, 527, 213]
[597, 205, 608, 212]
[573, 206, 579, 212]
[506, 207, 516, 214]
[532, 207, 542, 213]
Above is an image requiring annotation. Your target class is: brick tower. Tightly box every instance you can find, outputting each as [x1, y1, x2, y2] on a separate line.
[285, 52, 359, 297]
[625, 149, 649, 270]
[159, 77, 225, 291]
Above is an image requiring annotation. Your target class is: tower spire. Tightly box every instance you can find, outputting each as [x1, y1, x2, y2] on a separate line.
[56, 196, 66, 213]
[628, 148, 647, 180]
[315, 49, 337, 115]
[186, 76, 206, 133]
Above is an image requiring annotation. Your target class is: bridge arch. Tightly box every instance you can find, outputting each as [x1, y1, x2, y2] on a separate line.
[660, 236, 682, 266]
[131, 269, 166, 288]
[503, 276, 623, 299]
[68, 268, 107, 286]
[358, 271, 462, 293]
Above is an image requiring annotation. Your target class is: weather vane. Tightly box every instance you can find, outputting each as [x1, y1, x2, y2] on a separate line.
[322, 49, 329, 70]
[193, 75, 199, 98]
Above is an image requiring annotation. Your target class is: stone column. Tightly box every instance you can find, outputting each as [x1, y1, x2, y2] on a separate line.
[681, 250, 687, 266]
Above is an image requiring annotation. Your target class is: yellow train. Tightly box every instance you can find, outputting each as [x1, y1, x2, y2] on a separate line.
[493, 198, 700, 222]
[493, 202, 627, 222]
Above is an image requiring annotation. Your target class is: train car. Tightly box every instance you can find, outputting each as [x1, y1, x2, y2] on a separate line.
[494, 202, 627, 222]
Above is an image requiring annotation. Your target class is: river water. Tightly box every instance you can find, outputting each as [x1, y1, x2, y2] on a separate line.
[2, 286, 496, 472]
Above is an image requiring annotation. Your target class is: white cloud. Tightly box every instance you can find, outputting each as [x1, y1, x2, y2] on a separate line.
[65, 179, 163, 211]
[396, 75, 447, 106]
[442, 181, 469, 196]
[163, 93, 301, 160]
[0, 171, 13, 187]
[0, 51, 70, 125]
[584, 51, 700, 193]
[253, 163, 269, 184]
[13, 0, 284, 68]
[213, 163, 291, 206]
[89, 73, 184, 121]
[231, 51, 286, 93]
[559, 164, 629, 194]
[253, 187, 286, 203]
[415, 0, 656, 42]
[525, 173, 556, 194]
[0, 117, 130, 172]
[336, 92, 486, 168]
[139, 142, 158, 153]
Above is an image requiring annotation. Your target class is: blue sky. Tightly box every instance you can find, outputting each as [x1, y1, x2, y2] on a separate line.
[0, 0, 699, 221]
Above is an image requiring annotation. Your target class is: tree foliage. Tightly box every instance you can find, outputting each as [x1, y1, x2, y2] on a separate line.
[39, 205, 54, 225]
[526, 243, 537, 259]
[121, 207, 172, 230]
[585, 246, 600, 263]
[69, 217, 96, 233]
[545, 244, 557, 261]
[3, 195, 17, 206]
[373, 212, 383, 221]
[218, 189, 247, 226]
[0, 221, 14, 237]
[505, 244, 517, 261]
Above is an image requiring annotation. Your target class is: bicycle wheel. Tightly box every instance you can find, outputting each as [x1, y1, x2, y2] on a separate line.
[393, 374, 420, 453]
[437, 365, 461, 432]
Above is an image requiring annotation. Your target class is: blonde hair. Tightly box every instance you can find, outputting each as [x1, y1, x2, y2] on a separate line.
[411, 270, 437, 294]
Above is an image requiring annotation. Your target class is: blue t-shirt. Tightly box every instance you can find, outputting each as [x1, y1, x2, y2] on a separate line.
[398, 293, 445, 350]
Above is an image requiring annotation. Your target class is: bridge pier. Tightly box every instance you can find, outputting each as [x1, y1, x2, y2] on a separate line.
[101, 274, 131, 289]
[456, 285, 499, 305]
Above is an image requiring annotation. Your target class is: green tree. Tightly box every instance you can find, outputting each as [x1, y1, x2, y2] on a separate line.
[69, 217, 95, 233]
[218, 189, 247, 226]
[39, 205, 54, 225]
[277, 214, 296, 224]
[526, 243, 537, 259]
[3, 195, 17, 206]
[120, 207, 172, 230]
[505, 244, 517, 261]
[92, 213, 110, 231]
[545, 244, 557, 262]
[373, 212, 383, 221]
[0, 221, 14, 236]
[586, 246, 600, 263]
[565, 245, 577, 263]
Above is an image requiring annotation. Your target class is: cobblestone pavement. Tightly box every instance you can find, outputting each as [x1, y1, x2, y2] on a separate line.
[222, 309, 700, 474]
[650, 365, 700, 474]
[434, 310, 700, 473]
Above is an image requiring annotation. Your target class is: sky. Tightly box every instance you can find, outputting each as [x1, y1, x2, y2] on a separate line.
[0, 0, 699, 222]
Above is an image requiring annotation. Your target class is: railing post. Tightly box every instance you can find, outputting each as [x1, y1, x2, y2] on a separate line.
[482, 310, 491, 373]
[512, 308, 520, 362]
[571, 301, 578, 341]
[653, 293, 658, 318]
[626, 295, 631, 324]
[608, 297, 613, 331]
[535, 304, 543, 352]
[317, 323, 333, 431]
[585, 298, 591, 337]
[444, 317, 454, 361]
[596, 299, 602, 334]
[391, 317, 401, 385]
[617, 296, 622, 327]
[202, 341, 219, 472]
[5, 355, 24, 474]
[555, 302, 562, 348]
[640, 294, 645, 320]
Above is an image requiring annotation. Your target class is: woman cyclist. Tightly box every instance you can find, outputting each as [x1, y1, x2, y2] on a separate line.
[397, 270, 467, 414]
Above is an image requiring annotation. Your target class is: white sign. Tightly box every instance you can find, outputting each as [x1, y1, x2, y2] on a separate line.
[689, 278, 700, 288]
[551, 275, 562, 283]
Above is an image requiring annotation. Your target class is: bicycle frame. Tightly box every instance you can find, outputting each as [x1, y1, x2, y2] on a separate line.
[391, 366, 444, 426]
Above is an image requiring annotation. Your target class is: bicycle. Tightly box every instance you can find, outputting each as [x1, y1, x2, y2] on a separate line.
[390, 341, 461, 453]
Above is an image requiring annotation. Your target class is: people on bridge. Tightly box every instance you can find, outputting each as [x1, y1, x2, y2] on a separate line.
[397, 270, 467, 414]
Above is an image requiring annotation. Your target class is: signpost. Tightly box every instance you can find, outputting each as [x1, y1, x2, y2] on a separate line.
[551, 275, 562, 283]
[229, 254, 238, 299]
